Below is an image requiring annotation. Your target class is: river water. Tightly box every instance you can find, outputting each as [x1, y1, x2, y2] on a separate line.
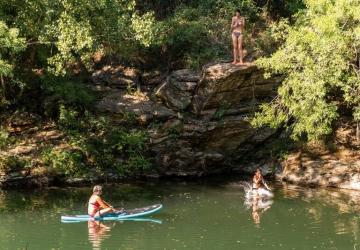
[0, 180, 359, 250]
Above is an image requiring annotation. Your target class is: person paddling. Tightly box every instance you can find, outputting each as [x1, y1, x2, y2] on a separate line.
[88, 185, 122, 218]
[252, 168, 271, 191]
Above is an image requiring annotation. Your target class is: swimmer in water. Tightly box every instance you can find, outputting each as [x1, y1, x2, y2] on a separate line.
[252, 168, 272, 191]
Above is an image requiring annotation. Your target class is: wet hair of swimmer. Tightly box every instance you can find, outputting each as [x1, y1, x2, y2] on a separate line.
[93, 185, 103, 193]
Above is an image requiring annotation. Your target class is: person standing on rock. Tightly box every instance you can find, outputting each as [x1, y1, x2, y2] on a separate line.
[231, 9, 245, 65]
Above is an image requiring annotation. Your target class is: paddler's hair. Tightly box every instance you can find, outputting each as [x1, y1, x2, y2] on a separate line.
[93, 185, 103, 193]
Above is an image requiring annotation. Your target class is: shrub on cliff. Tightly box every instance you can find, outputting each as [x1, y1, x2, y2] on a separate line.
[0, 155, 28, 175]
[253, 0, 360, 141]
[54, 106, 151, 177]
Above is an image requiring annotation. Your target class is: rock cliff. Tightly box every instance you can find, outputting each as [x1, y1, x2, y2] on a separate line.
[97, 63, 282, 176]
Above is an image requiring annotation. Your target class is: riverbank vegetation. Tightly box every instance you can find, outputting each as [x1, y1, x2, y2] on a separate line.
[253, 0, 360, 142]
[6, 0, 360, 184]
[0, 0, 305, 180]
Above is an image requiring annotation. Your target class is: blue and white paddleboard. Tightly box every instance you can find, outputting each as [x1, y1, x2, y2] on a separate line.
[61, 204, 162, 222]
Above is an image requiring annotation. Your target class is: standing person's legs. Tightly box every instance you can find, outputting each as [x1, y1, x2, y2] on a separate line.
[232, 34, 238, 64]
[237, 35, 244, 65]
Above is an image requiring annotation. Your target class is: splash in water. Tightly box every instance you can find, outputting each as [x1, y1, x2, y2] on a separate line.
[237, 181, 274, 199]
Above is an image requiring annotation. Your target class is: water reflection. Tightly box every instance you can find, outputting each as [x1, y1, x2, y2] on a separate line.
[281, 183, 360, 214]
[245, 197, 273, 225]
[86, 218, 162, 250]
[88, 220, 112, 250]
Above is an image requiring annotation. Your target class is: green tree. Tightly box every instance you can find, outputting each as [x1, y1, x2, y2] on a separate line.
[0, 0, 156, 75]
[0, 21, 25, 102]
[252, 0, 360, 140]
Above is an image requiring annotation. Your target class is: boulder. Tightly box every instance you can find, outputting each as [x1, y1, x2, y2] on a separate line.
[96, 90, 176, 123]
[155, 69, 200, 111]
[91, 65, 138, 89]
[141, 70, 166, 86]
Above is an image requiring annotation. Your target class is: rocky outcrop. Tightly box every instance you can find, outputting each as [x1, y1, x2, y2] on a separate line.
[277, 127, 360, 191]
[279, 157, 360, 190]
[93, 62, 282, 177]
[265, 118, 360, 191]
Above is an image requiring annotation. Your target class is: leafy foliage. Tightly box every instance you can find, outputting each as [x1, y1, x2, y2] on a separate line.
[253, 0, 360, 140]
[0, 0, 308, 178]
[151, 1, 259, 68]
[56, 106, 151, 176]
[0, 0, 156, 75]
[0, 126, 10, 149]
[0, 155, 28, 174]
[41, 147, 86, 176]
[0, 21, 26, 103]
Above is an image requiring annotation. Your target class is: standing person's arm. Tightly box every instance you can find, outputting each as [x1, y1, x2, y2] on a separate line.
[230, 17, 235, 32]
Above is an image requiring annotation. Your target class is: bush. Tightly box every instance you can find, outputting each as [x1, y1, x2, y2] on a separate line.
[42, 78, 96, 108]
[0, 155, 29, 174]
[0, 127, 10, 149]
[41, 148, 86, 176]
[41, 76, 96, 118]
[116, 154, 151, 175]
[55, 108, 151, 176]
[58, 105, 81, 131]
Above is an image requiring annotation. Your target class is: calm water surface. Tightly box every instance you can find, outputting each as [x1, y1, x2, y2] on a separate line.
[0, 180, 359, 250]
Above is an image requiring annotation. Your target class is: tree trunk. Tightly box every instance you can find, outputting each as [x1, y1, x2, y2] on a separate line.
[357, 122, 360, 143]
[0, 75, 6, 100]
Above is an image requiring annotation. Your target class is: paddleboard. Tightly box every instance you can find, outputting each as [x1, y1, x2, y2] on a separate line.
[61, 204, 162, 222]
[61, 217, 162, 224]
